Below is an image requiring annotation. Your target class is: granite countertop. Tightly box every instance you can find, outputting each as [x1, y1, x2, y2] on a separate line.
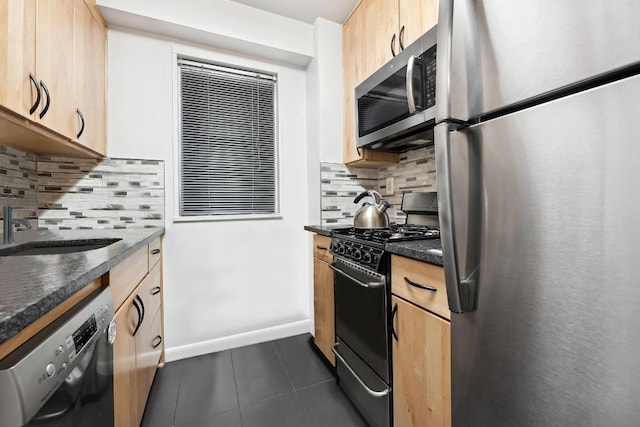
[303, 225, 341, 237]
[305, 224, 443, 267]
[385, 239, 443, 266]
[0, 227, 165, 345]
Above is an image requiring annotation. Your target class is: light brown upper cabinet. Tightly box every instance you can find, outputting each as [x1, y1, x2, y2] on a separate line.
[74, 0, 107, 154]
[0, 0, 36, 119]
[342, 0, 437, 166]
[35, 0, 76, 138]
[342, 2, 399, 167]
[398, 0, 439, 49]
[0, 0, 107, 157]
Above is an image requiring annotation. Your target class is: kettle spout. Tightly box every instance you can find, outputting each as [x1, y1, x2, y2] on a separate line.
[378, 200, 391, 213]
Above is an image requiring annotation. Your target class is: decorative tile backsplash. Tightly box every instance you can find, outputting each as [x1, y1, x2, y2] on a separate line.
[37, 156, 164, 230]
[0, 145, 38, 229]
[0, 144, 164, 234]
[320, 163, 379, 225]
[320, 146, 437, 226]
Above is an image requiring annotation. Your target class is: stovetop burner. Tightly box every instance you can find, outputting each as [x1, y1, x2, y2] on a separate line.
[332, 224, 440, 244]
[330, 224, 440, 272]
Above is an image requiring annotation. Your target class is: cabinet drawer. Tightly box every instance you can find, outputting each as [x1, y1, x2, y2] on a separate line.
[110, 246, 148, 309]
[313, 234, 333, 263]
[140, 263, 162, 320]
[391, 255, 450, 320]
[148, 237, 162, 270]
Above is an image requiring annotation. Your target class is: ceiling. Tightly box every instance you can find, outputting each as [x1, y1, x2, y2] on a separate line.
[230, 0, 359, 24]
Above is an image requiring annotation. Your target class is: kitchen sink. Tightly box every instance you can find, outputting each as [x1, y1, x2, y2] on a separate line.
[0, 238, 121, 256]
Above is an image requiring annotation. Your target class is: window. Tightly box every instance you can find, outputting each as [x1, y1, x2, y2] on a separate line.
[177, 58, 279, 218]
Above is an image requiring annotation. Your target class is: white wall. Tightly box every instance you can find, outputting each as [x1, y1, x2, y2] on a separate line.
[98, 0, 313, 67]
[107, 28, 313, 361]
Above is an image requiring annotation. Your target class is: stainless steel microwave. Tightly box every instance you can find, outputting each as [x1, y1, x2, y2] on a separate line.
[355, 25, 437, 153]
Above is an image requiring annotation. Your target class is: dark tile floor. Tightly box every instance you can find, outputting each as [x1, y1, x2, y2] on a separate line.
[141, 333, 369, 427]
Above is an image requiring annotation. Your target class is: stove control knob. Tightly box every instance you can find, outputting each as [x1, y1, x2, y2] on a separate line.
[362, 252, 372, 264]
[337, 244, 345, 255]
[345, 246, 353, 256]
[353, 249, 362, 260]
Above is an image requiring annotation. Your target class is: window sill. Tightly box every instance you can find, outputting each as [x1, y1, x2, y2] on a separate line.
[173, 213, 283, 223]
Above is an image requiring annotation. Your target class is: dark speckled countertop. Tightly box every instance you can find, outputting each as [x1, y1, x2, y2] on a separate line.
[303, 225, 341, 237]
[385, 239, 443, 266]
[0, 228, 164, 345]
[304, 225, 443, 267]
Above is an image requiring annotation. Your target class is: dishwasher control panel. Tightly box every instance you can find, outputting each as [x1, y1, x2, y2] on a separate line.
[0, 288, 115, 427]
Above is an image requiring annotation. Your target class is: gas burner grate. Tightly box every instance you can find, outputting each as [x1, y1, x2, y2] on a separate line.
[331, 224, 440, 244]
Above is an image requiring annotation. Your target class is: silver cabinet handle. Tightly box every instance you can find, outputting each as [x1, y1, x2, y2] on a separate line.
[329, 263, 385, 289]
[404, 276, 437, 291]
[332, 343, 390, 398]
[406, 54, 417, 114]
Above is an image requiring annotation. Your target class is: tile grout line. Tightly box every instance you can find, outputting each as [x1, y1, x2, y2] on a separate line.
[271, 341, 296, 392]
[171, 363, 186, 427]
[229, 349, 244, 427]
[271, 341, 313, 426]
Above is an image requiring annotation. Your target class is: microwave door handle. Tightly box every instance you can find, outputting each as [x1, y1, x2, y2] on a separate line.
[406, 54, 417, 114]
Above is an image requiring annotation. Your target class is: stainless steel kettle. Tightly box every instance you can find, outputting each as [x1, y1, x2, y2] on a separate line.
[353, 190, 391, 229]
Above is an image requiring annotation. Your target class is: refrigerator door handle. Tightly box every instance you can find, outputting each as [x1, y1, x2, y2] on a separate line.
[435, 123, 476, 313]
[435, 0, 454, 123]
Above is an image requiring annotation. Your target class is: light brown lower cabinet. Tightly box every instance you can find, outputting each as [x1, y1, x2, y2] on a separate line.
[112, 237, 164, 427]
[392, 295, 451, 427]
[312, 234, 335, 365]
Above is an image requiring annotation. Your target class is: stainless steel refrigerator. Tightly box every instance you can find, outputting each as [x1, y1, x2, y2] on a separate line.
[434, 1, 640, 425]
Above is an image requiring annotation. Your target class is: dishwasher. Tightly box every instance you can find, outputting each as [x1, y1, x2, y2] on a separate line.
[0, 287, 116, 427]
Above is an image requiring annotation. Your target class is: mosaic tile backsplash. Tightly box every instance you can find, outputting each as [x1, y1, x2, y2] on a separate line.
[321, 146, 437, 226]
[0, 144, 164, 236]
[0, 145, 38, 229]
[38, 156, 164, 230]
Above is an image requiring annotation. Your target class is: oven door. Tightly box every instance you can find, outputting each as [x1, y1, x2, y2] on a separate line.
[330, 257, 390, 382]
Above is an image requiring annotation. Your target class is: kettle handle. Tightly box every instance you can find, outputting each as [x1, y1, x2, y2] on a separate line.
[353, 190, 383, 205]
[353, 191, 371, 204]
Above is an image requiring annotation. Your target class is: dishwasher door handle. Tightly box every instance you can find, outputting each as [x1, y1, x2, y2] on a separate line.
[329, 263, 385, 289]
[331, 343, 391, 398]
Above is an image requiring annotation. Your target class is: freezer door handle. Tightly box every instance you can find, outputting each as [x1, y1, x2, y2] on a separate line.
[435, 123, 476, 312]
[435, 0, 454, 123]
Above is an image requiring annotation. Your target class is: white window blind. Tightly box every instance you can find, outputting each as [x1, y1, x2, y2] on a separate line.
[178, 58, 278, 217]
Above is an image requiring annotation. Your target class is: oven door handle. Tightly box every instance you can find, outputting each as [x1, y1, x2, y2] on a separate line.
[332, 343, 391, 398]
[329, 263, 385, 289]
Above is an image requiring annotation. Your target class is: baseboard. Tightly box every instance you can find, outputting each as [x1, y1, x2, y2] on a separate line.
[164, 319, 313, 362]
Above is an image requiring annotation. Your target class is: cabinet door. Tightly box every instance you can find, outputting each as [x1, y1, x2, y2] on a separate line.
[398, 0, 438, 48]
[74, 0, 106, 154]
[136, 310, 163, 418]
[113, 292, 140, 427]
[361, 0, 399, 79]
[392, 296, 451, 427]
[0, 0, 36, 118]
[35, 0, 75, 137]
[313, 257, 335, 365]
[342, 5, 363, 165]
[342, 5, 399, 167]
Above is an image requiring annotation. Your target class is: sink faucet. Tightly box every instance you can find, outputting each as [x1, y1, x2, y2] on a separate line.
[2, 206, 33, 244]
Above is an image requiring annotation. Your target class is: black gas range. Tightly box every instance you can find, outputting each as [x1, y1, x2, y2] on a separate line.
[330, 224, 440, 272]
[328, 223, 440, 427]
